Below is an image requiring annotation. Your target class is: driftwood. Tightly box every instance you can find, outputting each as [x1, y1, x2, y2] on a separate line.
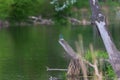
[59, 38, 88, 80]
[67, 17, 91, 25]
[46, 67, 68, 71]
[29, 16, 54, 25]
[89, 0, 120, 79]
[59, 38, 104, 80]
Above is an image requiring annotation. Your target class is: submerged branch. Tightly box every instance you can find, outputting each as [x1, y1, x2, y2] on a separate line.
[46, 67, 68, 71]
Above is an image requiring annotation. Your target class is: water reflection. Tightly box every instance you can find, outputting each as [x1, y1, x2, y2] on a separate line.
[0, 24, 119, 80]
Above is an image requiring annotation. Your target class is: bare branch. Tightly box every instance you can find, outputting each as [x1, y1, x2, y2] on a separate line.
[59, 38, 77, 60]
[46, 67, 68, 71]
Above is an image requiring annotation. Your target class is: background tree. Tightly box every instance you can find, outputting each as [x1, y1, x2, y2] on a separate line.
[0, 0, 13, 20]
[8, 0, 37, 22]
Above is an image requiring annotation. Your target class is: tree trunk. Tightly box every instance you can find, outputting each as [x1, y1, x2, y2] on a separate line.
[89, 0, 120, 78]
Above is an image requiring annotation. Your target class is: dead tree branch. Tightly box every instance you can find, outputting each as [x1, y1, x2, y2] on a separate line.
[89, 0, 120, 78]
[46, 67, 68, 71]
[59, 38, 88, 80]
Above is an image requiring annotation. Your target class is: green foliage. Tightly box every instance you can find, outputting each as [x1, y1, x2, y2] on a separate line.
[54, 16, 68, 25]
[100, 0, 120, 6]
[37, 0, 55, 18]
[105, 64, 116, 78]
[0, 0, 99, 22]
[8, 0, 37, 22]
[84, 50, 116, 78]
[107, 1, 120, 6]
[0, 0, 55, 22]
[85, 50, 108, 61]
[50, 0, 77, 11]
[74, 0, 89, 8]
[0, 0, 14, 20]
[50, 0, 76, 22]
[0, 0, 120, 23]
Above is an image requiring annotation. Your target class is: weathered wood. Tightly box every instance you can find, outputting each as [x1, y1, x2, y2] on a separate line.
[67, 59, 81, 76]
[59, 38, 77, 60]
[59, 38, 88, 80]
[89, 0, 120, 78]
[46, 67, 68, 71]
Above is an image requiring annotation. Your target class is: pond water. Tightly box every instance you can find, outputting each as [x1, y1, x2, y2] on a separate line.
[0, 24, 120, 80]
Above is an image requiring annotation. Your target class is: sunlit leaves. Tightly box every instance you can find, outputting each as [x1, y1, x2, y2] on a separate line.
[50, 0, 77, 11]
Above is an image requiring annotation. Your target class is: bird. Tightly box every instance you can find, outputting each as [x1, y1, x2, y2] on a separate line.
[59, 34, 64, 40]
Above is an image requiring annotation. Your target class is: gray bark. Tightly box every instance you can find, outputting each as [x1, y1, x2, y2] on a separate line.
[46, 67, 68, 71]
[59, 38, 88, 80]
[89, 0, 120, 78]
[59, 38, 77, 60]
